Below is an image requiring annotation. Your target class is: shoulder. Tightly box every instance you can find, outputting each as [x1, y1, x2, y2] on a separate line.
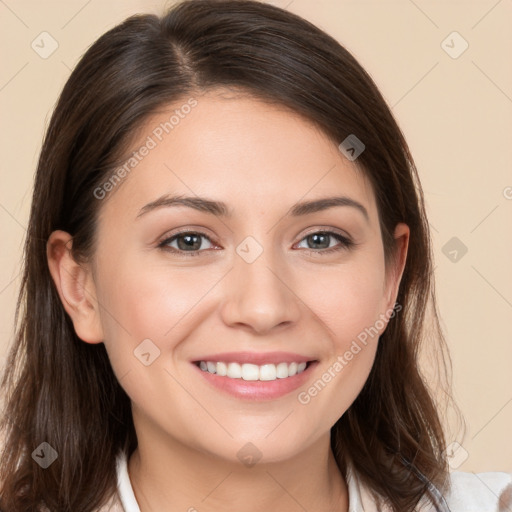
[443, 470, 512, 511]
[350, 464, 512, 512]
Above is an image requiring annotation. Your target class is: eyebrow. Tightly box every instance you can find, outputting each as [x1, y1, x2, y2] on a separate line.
[136, 194, 369, 223]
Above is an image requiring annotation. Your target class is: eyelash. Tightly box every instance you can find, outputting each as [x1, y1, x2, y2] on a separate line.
[157, 229, 356, 258]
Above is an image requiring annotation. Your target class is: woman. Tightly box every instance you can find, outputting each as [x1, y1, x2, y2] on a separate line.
[0, 1, 510, 511]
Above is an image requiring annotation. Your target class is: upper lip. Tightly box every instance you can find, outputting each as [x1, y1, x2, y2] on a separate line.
[192, 351, 316, 365]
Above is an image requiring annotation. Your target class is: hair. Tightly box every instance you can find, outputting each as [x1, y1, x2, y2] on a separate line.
[0, 1, 464, 510]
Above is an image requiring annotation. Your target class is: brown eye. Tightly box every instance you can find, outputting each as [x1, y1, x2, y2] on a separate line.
[296, 231, 354, 254]
[158, 231, 215, 257]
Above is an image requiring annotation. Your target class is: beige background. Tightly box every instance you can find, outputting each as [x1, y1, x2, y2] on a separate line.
[0, 0, 510, 472]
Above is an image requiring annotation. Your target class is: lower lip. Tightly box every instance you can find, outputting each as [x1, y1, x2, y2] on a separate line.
[192, 362, 318, 401]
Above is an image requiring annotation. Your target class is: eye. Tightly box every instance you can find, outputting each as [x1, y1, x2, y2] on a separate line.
[158, 230, 216, 257]
[157, 229, 355, 258]
[295, 231, 355, 254]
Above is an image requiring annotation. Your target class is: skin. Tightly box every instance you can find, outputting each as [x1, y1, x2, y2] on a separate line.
[47, 89, 409, 512]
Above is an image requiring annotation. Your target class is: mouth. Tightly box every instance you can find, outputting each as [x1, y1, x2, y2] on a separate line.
[194, 360, 313, 381]
[191, 352, 318, 401]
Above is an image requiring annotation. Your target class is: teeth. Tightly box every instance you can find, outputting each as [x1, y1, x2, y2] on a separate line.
[227, 362, 242, 379]
[259, 364, 277, 381]
[276, 362, 288, 378]
[241, 363, 259, 381]
[217, 361, 227, 376]
[197, 361, 310, 381]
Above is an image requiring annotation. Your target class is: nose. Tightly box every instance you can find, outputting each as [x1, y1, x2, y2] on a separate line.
[219, 245, 302, 335]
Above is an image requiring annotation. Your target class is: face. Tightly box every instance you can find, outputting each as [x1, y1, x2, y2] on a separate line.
[71, 90, 408, 464]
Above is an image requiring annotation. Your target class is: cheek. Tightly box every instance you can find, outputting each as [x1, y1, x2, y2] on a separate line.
[92, 258, 215, 419]
[94, 255, 221, 368]
[305, 252, 388, 348]
[293, 252, 387, 423]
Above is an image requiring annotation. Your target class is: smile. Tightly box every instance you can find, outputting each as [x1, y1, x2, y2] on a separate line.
[196, 361, 308, 381]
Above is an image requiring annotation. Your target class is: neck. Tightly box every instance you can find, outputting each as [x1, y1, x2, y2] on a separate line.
[128, 429, 349, 512]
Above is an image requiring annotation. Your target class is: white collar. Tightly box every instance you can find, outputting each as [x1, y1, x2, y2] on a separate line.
[116, 451, 140, 512]
[115, 451, 372, 512]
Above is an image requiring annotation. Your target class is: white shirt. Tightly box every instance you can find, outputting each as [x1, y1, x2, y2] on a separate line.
[115, 451, 512, 512]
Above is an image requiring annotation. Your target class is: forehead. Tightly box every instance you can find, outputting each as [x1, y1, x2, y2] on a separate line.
[99, 89, 378, 224]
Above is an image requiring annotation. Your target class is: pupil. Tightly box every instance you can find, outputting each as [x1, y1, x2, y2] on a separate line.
[179, 234, 200, 251]
[310, 233, 328, 249]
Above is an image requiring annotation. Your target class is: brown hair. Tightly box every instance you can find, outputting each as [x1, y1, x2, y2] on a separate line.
[0, 1, 463, 510]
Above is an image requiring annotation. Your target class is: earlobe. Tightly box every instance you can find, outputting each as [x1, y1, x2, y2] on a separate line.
[46, 230, 104, 344]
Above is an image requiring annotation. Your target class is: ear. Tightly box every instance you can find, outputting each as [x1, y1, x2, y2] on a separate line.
[46, 230, 104, 344]
[383, 222, 410, 311]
